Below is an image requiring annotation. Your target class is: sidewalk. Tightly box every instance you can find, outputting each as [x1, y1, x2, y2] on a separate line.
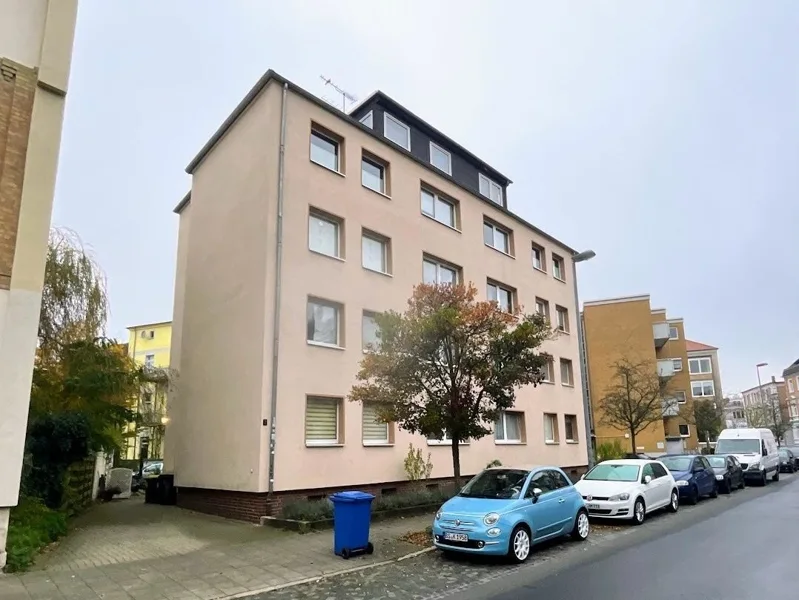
[0, 497, 433, 600]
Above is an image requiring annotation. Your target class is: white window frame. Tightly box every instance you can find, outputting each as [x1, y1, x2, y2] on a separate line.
[552, 255, 565, 282]
[532, 244, 546, 272]
[560, 358, 574, 386]
[788, 378, 795, 393]
[361, 231, 390, 275]
[495, 411, 523, 444]
[672, 358, 683, 372]
[359, 111, 373, 128]
[535, 298, 550, 320]
[361, 311, 380, 353]
[306, 298, 342, 348]
[688, 357, 712, 375]
[564, 414, 578, 442]
[383, 113, 411, 150]
[427, 433, 468, 446]
[678, 424, 690, 438]
[420, 188, 457, 229]
[309, 129, 340, 173]
[483, 221, 511, 254]
[429, 141, 452, 175]
[479, 173, 503, 205]
[361, 156, 386, 194]
[555, 305, 569, 333]
[541, 357, 554, 383]
[422, 256, 459, 285]
[361, 402, 389, 446]
[669, 326, 679, 340]
[144, 354, 155, 368]
[674, 391, 687, 404]
[691, 380, 715, 398]
[543, 413, 558, 443]
[487, 281, 513, 313]
[308, 210, 342, 259]
[305, 396, 341, 446]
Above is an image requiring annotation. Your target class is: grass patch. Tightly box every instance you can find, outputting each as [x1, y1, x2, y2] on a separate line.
[4, 497, 68, 573]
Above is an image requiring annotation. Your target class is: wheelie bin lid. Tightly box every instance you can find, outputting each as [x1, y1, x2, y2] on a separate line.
[330, 491, 375, 503]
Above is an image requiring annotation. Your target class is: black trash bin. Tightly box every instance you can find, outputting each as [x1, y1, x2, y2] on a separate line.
[159, 474, 177, 505]
[144, 477, 159, 503]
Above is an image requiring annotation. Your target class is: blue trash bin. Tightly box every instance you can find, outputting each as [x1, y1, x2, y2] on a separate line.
[330, 491, 375, 558]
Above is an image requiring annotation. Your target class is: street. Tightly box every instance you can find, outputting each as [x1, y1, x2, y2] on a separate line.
[257, 473, 799, 600]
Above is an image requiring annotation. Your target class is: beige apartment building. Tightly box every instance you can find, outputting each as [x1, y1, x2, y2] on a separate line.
[782, 359, 799, 445]
[0, 0, 79, 568]
[165, 70, 590, 520]
[582, 295, 722, 455]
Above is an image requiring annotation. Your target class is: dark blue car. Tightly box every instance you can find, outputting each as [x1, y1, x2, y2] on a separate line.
[658, 454, 718, 505]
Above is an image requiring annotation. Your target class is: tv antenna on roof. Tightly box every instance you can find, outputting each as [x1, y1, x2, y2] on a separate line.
[320, 75, 357, 112]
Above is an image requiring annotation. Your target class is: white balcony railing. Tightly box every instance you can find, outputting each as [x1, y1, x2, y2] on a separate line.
[653, 322, 670, 348]
[657, 359, 675, 378]
[662, 397, 680, 417]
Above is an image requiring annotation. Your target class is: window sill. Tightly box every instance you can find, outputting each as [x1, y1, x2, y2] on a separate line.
[566, 440, 579, 444]
[557, 329, 571, 335]
[427, 440, 470, 446]
[554, 276, 566, 284]
[495, 440, 525, 445]
[484, 244, 515, 259]
[305, 442, 344, 448]
[362, 183, 392, 200]
[545, 441, 559, 445]
[562, 383, 575, 388]
[307, 341, 346, 351]
[363, 266, 393, 278]
[421, 212, 461, 233]
[310, 159, 346, 178]
[533, 266, 547, 275]
[540, 380, 555, 385]
[309, 249, 346, 263]
[363, 442, 393, 447]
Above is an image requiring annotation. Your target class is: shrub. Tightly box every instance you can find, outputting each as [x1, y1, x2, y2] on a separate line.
[403, 444, 434, 481]
[595, 439, 626, 462]
[280, 499, 333, 522]
[486, 459, 502, 468]
[4, 497, 68, 573]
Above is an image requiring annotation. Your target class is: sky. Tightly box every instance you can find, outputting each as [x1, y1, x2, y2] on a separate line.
[52, 0, 798, 395]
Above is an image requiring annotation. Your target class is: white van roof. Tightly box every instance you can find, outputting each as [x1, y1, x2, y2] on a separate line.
[717, 428, 773, 439]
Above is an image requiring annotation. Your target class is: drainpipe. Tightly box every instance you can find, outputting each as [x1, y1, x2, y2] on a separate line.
[267, 83, 289, 494]
[572, 250, 596, 469]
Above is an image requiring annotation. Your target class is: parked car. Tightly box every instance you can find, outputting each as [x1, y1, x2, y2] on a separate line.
[706, 454, 745, 493]
[659, 454, 718, 504]
[131, 461, 164, 492]
[783, 446, 799, 469]
[624, 453, 653, 460]
[574, 459, 678, 525]
[715, 428, 780, 485]
[779, 448, 796, 473]
[432, 465, 589, 563]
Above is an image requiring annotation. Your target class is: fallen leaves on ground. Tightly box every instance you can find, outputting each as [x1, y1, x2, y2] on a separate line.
[399, 529, 433, 547]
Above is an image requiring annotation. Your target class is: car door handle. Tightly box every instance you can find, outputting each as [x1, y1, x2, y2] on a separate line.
[558, 498, 566, 503]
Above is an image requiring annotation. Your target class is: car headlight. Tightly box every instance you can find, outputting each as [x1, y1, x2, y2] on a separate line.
[748, 462, 761, 471]
[608, 493, 629, 502]
[676, 480, 689, 487]
[435, 510, 442, 521]
[483, 512, 500, 526]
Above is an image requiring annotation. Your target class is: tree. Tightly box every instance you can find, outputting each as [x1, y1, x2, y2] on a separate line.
[745, 397, 790, 444]
[350, 283, 551, 487]
[598, 358, 671, 453]
[680, 396, 724, 447]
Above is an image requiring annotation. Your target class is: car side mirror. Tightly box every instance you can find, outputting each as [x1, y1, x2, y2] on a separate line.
[643, 475, 652, 484]
[531, 487, 543, 503]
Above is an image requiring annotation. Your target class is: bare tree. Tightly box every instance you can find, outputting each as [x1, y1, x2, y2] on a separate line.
[745, 396, 790, 444]
[680, 395, 725, 449]
[598, 358, 672, 453]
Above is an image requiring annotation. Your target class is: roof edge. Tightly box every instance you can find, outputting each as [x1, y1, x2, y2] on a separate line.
[127, 320, 172, 330]
[173, 190, 191, 214]
[584, 294, 650, 308]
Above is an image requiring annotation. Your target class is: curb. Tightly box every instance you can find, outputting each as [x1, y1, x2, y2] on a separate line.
[224, 546, 436, 599]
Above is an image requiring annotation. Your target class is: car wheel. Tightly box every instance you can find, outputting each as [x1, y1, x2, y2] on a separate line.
[508, 525, 532, 563]
[687, 486, 699, 505]
[772, 469, 780, 482]
[761, 470, 767, 486]
[722, 477, 731, 494]
[571, 510, 590, 541]
[709, 482, 718, 498]
[739, 476, 746, 489]
[667, 489, 679, 513]
[632, 498, 646, 525]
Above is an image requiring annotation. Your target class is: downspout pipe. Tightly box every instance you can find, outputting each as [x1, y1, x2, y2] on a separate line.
[572, 251, 596, 469]
[267, 83, 288, 494]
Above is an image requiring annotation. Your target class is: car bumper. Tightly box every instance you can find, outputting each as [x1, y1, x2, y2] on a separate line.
[431, 523, 508, 555]
[583, 499, 633, 519]
[743, 469, 764, 479]
[676, 484, 695, 498]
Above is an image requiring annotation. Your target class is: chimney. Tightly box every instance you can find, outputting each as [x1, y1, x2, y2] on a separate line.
[772, 375, 776, 383]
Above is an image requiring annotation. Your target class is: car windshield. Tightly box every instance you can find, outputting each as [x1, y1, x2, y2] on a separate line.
[584, 464, 640, 482]
[459, 469, 529, 499]
[659, 456, 694, 472]
[707, 456, 726, 468]
[779, 449, 789, 457]
[715, 439, 760, 454]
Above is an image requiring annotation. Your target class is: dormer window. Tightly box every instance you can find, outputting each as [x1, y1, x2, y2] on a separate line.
[429, 142, 451, 175]
[479, 174, 502, 205]
[384, 113, 410, 150]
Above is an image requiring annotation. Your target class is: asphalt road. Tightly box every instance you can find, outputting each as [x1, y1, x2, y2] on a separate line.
[471, 474, 799, 600]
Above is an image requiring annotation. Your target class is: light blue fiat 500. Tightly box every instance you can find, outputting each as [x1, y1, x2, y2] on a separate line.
[432, 465, 589, 563]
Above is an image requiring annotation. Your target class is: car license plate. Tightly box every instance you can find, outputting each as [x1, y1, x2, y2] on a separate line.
[444, 532, 468, 542]
[587, 503, 600, 510]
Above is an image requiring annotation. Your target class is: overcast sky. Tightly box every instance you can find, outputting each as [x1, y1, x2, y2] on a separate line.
[52, 1, 798, 394]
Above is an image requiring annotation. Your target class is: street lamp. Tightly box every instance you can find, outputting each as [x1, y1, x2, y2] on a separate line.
[756, 362, 768, 407]
[572, 249, 596, 467]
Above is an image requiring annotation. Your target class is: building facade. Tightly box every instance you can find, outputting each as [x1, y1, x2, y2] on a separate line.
[723, 393, 747, 429]
[742, 377, 790, 443]
[685, 339, 724, 442]
[0, 0, 78, 569]
[124, 321, 172, 460]
[782, 359, 799, 446]
[582, 295, 711, 455]
[164, 70, 590, 521]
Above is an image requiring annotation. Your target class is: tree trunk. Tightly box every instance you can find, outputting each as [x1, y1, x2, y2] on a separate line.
[451, 435, 462, 489]
[630, 430, 636, 455]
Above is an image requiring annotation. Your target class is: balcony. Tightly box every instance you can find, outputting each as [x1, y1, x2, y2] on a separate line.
[653, 322, 670, 348]
[662, 397, 680, 417]
[657, 359, 675, 378]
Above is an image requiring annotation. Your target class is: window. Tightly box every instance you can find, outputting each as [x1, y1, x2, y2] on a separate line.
[669, 326, 679, 340]
[679, 424, 690, 437]
[308, 210, 341, 258]
[423, 256, 459, 285]
[641, 463, 654, 481]
[788, 379, 795, 393]
[487, 281, 513, 312]
[560, 359, 574, 386]
[550, 470, 571, 489]
[361, 156, 386, 194]
[384, 113, 410, 150]
[362, 230, 390, 274]
[310, 129, 340, 172]
[535, 297, 550, 320]
[305, 397, 341, 445]
[541, 356, 554, 383]
[479, 173, 502, 204]
[429, 142, 451, 175]
[672, 359, 683, 372]
[359, 111, 373, 128]
[306, 298, 341, 347]
[691, 380, 715, 398]
[529, 470, 558, 494]
[651, 463, 668, 478]
[427, 433, 468, 445]
[564, 415, 578, 442]
[483, 221, 511, 254]
[495, 411, 523, 443]
[544, 413, 558, 443]
[144, 354, 155, 368]
[555, 305, 569, 333]
[362, 403, 389, 445]
[532, 244, 546, 271]
[552, 255, 565, 281]
[362, 312, 380, 352]
[421, 188, 456, 228]
[688, 357, 712, 375]
[674, 391, 687, 404]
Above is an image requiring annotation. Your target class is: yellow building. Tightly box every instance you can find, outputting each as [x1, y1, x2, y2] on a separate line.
[124, 321, 172, 460]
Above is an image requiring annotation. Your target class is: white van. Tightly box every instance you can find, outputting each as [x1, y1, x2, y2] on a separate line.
[715, 428, 780, 485]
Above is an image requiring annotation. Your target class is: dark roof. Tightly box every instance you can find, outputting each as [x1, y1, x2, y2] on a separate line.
[179, 70, 577, 254]
[350, 90, 511, 186]
[783, 358, 799, 377]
